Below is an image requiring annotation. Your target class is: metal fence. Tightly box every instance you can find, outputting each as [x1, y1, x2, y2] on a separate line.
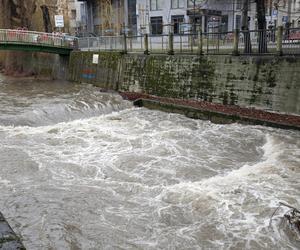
[282, 28, 300, 55]
[77, 27, 300, 56]
[78, 36, 124, 51]
[0, 29, 77, 49]
[125, 35, 145, 53]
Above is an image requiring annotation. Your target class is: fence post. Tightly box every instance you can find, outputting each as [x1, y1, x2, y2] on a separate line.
[144, 34, 149, 55]
[232, 29, 240, 56]
[97, 37, 100, 51]
[74, 38, 79, 50]
[168, 32, 174, 55]
[123, 34, 128, 54]
[197, 29, 203, 55]
[276, 26, 283, 56]
[87, 37, 90, 51]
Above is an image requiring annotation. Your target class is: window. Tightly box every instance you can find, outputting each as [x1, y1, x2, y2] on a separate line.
[151, 16, 163, 35]
[171, 0, 184, 9]
[236, 0, 242, 10]
[235, 15, 241, 30]
[221, 15, 228, 32]
[187, 0, 205, 8]
[235, 0, 251, 11]
[150, 0, 163, 10]
[171, 15, 184, 34]
[71, 9, 76, 19]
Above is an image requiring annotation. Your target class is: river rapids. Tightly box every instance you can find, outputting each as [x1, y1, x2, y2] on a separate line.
[0, 76, 299, 250]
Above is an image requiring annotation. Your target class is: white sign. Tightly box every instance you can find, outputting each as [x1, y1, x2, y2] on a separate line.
[92, 54, 99, 64]
[55, 15, 64, 28]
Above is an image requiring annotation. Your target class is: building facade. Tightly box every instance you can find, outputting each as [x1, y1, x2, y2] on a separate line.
[68, 0, 89, 34]
[77, 0, 300, 37]
[77, 0, 137, 36]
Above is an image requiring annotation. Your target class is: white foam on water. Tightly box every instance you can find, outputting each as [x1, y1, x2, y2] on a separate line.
[155, 131, 300, 249]
[0, 90, 299, 249]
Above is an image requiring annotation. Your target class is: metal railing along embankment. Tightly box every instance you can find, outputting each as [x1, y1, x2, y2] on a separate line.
[78, 27, 300, 56]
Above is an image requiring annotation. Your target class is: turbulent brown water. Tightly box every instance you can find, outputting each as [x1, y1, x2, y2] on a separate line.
[0, 76, 299, 250]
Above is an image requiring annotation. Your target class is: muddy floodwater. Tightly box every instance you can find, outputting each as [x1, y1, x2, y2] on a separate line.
[0, 76, 299, 250]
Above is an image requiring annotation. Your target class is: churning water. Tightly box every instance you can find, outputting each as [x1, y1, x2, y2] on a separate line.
[0, 76, 299, 250]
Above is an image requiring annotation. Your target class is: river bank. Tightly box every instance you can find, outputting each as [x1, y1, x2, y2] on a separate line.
[0, 212, 25, 249]
[120, 92, 300, 130]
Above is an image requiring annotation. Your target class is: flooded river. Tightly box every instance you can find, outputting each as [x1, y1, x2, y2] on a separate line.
[0, 77, 299, 250]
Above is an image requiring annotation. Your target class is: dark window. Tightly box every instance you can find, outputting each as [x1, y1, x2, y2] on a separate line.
[151, 16, 163, 35]
[171, 15, 184, 34]
[235, 15, 241, 30]
[171, 0, 184, 9]
[150, 0, 163, 10]
[221, 15, 228, 32]
[71, 10, 76, 19]
[236, 0, 242, 10]
[127, 0, 137, 35]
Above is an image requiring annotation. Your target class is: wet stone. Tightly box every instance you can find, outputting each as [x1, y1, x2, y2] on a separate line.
[0, 212, 25, 250]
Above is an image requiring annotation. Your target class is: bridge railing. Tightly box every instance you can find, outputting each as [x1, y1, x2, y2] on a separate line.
[0, 29, 77, 49]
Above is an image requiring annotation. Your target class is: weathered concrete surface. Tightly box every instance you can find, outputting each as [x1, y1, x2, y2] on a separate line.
[0, 212, 25, 250]
[69, 52, 122, 90]
[0, 51, 69, 80]
[133, 98, 300, 131]
[69, 52, 300, 116]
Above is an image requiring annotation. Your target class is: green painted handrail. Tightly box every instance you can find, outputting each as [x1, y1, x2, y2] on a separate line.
[0, 29, 77, 51]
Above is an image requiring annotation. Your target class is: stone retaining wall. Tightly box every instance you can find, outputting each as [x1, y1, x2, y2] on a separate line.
[69, 52, 300, 115]
[0, 51, 69, 79]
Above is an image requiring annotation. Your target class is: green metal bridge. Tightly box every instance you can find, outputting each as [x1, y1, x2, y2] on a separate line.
[0, 29, 77, 55]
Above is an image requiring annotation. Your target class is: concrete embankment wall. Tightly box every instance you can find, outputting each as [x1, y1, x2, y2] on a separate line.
[69, 51, 300, 115]
[0, 52, 69, 79]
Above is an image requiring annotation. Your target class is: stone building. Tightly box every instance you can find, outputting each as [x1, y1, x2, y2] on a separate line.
[67, 0, 89, 34]
[77, 0, 137, 35]
[0, 0, 74, 33]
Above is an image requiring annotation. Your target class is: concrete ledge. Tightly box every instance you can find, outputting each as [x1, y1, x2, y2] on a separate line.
[134, 98, 300, 131]
[0, 212, 25, 250]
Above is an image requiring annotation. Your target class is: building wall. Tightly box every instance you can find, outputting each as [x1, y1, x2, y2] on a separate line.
[135, 0, 300, 35]
[135, 0, 259, 35]
[84, 0, 129, 35]
[68, 0, 88, 34]
[80, 1, 300, 36]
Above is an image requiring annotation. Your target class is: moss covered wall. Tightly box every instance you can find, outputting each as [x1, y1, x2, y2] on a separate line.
[69, 52, 300, 115]
[69, 51, 123, 90]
